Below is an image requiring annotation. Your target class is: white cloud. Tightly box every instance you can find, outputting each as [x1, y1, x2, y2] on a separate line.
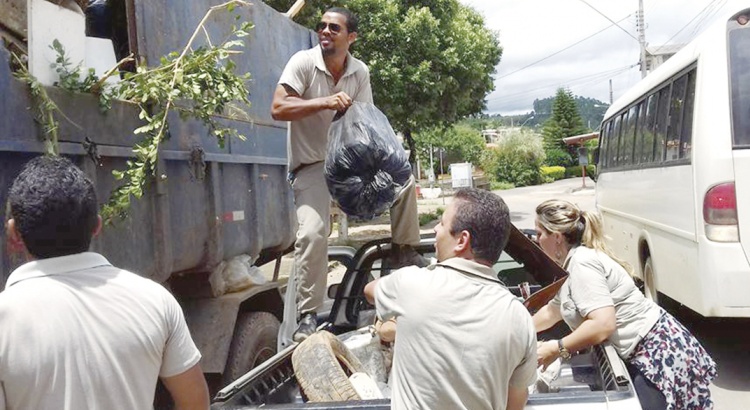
[460, 0, 748, 115]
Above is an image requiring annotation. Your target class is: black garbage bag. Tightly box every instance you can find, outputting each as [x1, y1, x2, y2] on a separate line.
[325, 102, 412, 220]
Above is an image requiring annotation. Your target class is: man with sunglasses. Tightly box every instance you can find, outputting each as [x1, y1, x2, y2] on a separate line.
[272, 7, 426, 342]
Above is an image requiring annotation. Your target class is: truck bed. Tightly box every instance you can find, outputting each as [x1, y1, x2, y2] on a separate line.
[212, 338, 638, 409]
[212, 235, 642, 409]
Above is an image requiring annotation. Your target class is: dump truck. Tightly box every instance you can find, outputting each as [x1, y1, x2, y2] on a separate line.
[0, 0, 316, 385]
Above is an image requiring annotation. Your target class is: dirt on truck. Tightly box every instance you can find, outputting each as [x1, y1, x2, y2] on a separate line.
[0, 0, 314, 389]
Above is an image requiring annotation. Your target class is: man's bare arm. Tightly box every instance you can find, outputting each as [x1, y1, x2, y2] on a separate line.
[364, 279, 379, 304]
[507, 385, 529, 410]
[270, 84, 352, 121]
[161, 363, 210, 410]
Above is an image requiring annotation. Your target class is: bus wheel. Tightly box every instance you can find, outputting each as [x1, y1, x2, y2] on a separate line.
[643, 256, 659, 304]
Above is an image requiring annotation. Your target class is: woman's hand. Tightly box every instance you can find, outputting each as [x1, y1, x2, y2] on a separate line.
[537, 340, 560, 371]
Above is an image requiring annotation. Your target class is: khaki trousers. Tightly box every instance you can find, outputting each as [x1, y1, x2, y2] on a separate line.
[292, 162, 420, 314]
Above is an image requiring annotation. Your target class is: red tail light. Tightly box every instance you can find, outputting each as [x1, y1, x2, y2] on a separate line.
[703, 182, 738, 225]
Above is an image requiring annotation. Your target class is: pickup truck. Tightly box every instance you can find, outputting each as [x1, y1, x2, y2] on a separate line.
[211, 232, 642, 409]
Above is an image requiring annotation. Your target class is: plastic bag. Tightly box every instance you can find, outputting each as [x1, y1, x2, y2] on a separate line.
[208, 254, 267, 297]
[325, 102, 412, 220]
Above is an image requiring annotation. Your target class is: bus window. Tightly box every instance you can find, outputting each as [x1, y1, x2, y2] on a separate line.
[666, 75, 688, 162]
[612, 113, 624, 167]
[654, 86, 671, 162]
[636, 94, 657, 164]
[729, 24, 750, 148]
[680, 69, 697, 159]
[642, 93, 659, 163]
[600, 120, 611, 169]
[623, 104, 639, 166]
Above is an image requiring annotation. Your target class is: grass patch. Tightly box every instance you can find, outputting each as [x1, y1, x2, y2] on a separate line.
[418, 206, 445, 226]
[490, 181, 515, 190]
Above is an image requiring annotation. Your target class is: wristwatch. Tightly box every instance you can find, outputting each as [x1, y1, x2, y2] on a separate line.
[557, 339, 571, 360]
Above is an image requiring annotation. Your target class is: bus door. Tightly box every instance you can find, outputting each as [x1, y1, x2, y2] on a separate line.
[728, 15, 750, 265]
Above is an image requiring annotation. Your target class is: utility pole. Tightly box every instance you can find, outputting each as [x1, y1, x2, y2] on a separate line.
[637, 0, 648, 78]
[609, 79, 613, 104]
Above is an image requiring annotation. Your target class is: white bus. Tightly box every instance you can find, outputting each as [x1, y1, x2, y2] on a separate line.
[595, 6, 750, 318]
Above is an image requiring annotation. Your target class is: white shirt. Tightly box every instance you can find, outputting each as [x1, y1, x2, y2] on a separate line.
[278, 45, 373, 171]
[375, 258, 537, 410]
[0, 252, 201, 410]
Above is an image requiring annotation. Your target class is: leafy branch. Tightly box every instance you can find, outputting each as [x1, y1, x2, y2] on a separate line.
[14, 1, 254, 223]
[12, 54, 61, 155]
[100, 0, 254, 223]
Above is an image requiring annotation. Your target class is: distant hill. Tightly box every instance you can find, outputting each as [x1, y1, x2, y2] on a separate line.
[532, 95, 609, 130]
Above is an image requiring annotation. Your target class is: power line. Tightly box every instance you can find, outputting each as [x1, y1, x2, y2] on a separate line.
[576, 0, 639, 42]
[496, 14, 632, 81]
[653, 0, 722, 53]
[488, 64, 634, 104]
[686, 0, 726, 40]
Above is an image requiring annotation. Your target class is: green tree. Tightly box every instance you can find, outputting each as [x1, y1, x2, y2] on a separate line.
[264, 0, 501, 168]
[480, 129, 545, 187]
[415, 124, 486, 175]
[535, 94, 608, 131]
[541, 88, 587, 152]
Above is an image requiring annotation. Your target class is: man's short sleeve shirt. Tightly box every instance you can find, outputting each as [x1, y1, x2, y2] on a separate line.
[375, 258, 537, 410]
[278, 45, 373, 171]
[0, 252, 201, 410]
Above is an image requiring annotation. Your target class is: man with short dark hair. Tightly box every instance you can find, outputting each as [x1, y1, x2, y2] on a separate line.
[0, 156, 209, 410]
[271, 6, 425, 342]
[365, 188, 537, 410]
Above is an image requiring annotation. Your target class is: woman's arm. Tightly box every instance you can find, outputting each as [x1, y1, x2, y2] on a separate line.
[532, 304, 563, 333]
[537, 306, 616, 369]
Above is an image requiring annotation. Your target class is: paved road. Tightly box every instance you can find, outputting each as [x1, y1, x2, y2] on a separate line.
[492, 178, 750, 409]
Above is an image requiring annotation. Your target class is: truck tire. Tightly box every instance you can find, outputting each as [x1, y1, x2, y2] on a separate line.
[292, 330, 365, 402]
[223, 311, 280, 384]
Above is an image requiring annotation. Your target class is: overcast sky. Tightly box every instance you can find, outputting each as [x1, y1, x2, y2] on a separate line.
[459, 0, 747, 115]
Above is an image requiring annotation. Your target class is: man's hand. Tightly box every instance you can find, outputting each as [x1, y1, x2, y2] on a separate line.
[324, 91, 353, 111]
[536, 340, 560, 371]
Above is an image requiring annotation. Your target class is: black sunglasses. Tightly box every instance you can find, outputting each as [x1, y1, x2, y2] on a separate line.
[315, 22, 343, 34]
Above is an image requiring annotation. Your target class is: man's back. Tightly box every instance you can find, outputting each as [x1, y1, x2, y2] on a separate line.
[379, 259, 537, 410]
[0, 252, 201, 410]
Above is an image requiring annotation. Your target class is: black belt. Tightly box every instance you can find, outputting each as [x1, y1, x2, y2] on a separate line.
[288, 161, 324, 183]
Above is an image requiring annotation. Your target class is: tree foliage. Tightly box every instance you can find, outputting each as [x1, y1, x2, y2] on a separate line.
[264, 0, 501, 166]
[480, 129, 545, 187]
[415, 124, 486, 175]
[541, 88, 587, 152]
[534, 94, 608, 131]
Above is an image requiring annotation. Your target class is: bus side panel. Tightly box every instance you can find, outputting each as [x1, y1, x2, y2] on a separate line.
[596, 166, 701, 306]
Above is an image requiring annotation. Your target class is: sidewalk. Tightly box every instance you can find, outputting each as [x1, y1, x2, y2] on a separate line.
[328, 177, 596, 246]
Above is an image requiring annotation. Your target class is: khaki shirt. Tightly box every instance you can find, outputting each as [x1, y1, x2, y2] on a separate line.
[551, 246, 661, 358]
[0, 253, 201, 410]
[278, 45, 373, 171]
[375, 258, 537, 410]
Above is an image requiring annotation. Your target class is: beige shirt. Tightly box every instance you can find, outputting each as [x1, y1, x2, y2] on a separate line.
[551, 246, 662, 358]
[375, 258, 537, 410]
[278, 45, 373, 171]
[0, 253, 201, 410]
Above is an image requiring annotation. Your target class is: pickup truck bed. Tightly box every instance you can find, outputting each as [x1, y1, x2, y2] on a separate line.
[212, 233, 642, 409]
[212, 340, 636, 409]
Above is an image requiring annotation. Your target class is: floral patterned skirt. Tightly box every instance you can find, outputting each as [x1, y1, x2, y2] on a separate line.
[627, 309, 717, 410]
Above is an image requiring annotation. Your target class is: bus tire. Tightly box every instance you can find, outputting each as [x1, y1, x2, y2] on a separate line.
[223, 311, 279, 385]
[292, 330, 365, 402]
[643, 256, 659, 304]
